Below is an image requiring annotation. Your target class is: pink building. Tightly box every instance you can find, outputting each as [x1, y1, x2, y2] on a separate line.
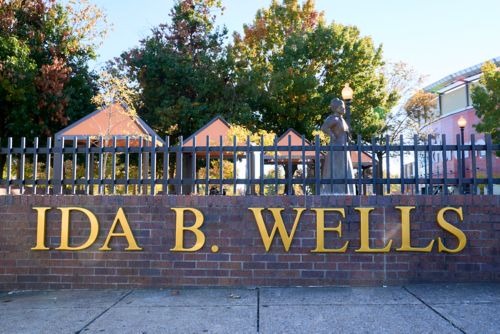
[407, 57, 500, 194]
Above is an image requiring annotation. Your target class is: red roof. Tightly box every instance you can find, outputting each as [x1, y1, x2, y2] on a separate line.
[55, 103, 163, 146]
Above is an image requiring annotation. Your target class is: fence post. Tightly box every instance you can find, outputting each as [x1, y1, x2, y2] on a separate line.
[315, 135, 320, 195]
[191, 136, 197, 195]
[233, 136, 237, 195]
[53, 137, 64, 195]
[98, 137, 104, 195]
[413, 135, 419, 195]
[470, 134, 477, 195]
[33, 137, 39, 195]
[45, 137, 52, 195]
[111, 137, 117, 195]
[385, 135, 390, 194]
[399, 135, 404, 194]
[357, 134, 363, 195]
[163, 136, 170, 195]
[6, 137, 12, 195]
[71, 137, 77, 195]
[485, 134, 493, 194]
[442, 134, 448, 195]
[150, 136, 157, 195]
[287, 135, 292, 195]
[20, 137, 26, 195]
[457, 134, 463, 194]
[205, 135, 210, 195]
[124, 136, 130, 195]
[302, 135, 306, 195]
[260, 135, 264, 195]
[175, 136, 183, 195]
[371, 137, 377, 195]
[274, 136, 279, 194]
[427, 134, 433, 195]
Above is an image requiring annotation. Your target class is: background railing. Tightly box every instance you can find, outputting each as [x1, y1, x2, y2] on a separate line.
[0, 133, 498, 196]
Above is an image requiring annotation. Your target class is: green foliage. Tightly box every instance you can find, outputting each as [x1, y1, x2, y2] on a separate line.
[0, 0, 104, 139]
[230, 0, 397, 139]
[118, 0, 254, 140]
[471, 61, 500, 150]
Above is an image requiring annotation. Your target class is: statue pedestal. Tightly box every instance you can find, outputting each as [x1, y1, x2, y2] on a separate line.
[321, 185, 355, 195]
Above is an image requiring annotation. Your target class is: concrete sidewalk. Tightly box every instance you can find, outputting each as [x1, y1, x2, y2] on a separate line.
[0, 283, 498, 334]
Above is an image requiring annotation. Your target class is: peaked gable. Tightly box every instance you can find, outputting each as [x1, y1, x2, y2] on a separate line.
[183, 116, 232, 147]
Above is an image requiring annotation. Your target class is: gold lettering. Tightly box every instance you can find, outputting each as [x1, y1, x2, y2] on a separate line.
[99, 208, 142, 251]
[249, 208, 306, 252]
[31, 207, 51, 251]
[56, 207, 99, 251]
[311, 208, 349, 253]
[355, 207, 392, 253]
[437, 207, 467, 253]
[396, 206, 434, 252]
[170, 208, 206, 252]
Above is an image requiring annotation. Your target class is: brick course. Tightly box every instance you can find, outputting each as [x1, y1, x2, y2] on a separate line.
[0, 195, 499, 289]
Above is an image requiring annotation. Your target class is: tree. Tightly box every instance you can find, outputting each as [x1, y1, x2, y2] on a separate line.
[230, 0, 397, 140]
[0, 0, 107, 139]
[92, 71, 141, 115]
[0, 0, 107, 175]
[119, 0, 253, 140]
[383, 62, 428, 141]
[471, 61, 500, 151]
[404, 90, 438, 126]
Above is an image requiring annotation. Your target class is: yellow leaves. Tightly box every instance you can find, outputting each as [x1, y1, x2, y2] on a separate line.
[197, 160, 235, 194]
[311, 129, 328, 145]
[65, 0, 110, 51]
[404, 90, 438, 122]
[226, 124, 276, 145]
[226, 124, 251, 144]
[92, 71, 139, 115]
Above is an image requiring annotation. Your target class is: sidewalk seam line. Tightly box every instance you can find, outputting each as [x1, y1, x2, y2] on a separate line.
[403, 286, 466, 334]
[256, 287, 260, 333]
[74, 290, 134, 334]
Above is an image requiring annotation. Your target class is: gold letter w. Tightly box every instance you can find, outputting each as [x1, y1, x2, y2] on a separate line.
[249, 208, 306, 252]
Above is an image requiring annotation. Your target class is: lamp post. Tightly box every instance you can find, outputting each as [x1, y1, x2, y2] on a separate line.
[457, 116, 467, 194]
[341, 83, 353, 130]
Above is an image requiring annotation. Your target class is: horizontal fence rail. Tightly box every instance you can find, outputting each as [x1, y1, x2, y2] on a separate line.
[0, 133, 498, 196]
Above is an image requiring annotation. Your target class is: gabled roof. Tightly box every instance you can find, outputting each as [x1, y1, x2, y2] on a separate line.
[351, 151, 373, 167]
[275, 128, 315, 158]
[183, 115, 232, 147]
[276, 128, 312, 145]
[55, 103, 164, 145]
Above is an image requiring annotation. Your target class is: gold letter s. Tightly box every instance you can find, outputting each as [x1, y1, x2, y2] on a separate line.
[437, 207, 467, 253]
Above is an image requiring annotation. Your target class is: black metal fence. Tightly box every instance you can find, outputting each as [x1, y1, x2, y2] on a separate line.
[0, 133, 498, 196]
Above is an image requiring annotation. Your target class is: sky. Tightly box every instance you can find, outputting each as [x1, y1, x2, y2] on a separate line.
[89, 0, 500, 87]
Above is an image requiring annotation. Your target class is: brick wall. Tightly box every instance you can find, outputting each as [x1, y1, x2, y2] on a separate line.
[0, 195, 499, 290]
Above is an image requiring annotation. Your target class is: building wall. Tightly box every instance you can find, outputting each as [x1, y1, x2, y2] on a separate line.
[1, 195, 498, 289]
[419, 108, 500, 192]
